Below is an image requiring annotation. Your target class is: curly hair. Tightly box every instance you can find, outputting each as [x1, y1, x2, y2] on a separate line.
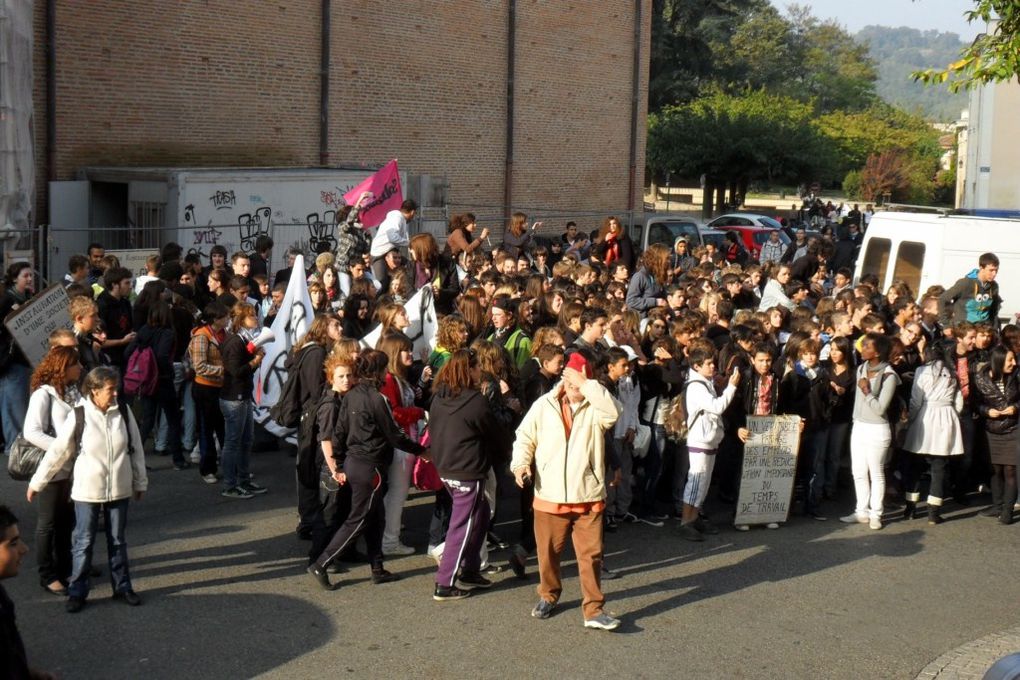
[31, 345, 80, 397]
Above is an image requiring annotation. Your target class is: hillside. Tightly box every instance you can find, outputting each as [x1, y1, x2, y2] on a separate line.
[855, 25, 969, 122]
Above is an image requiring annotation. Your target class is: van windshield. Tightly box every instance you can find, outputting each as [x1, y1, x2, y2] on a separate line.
[647, 221, 699, 247]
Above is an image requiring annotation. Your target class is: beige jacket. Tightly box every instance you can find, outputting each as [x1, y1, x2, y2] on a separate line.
[511, 379, 620, 505]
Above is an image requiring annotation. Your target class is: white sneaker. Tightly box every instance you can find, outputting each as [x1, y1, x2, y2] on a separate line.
[189, 446, 201, 463]
[765, 522, 780, 530]
[202, 473, 218, 484]
[427, 544, 444, 564]
[383, 542, 415, 556]
[869, 517, 882, 530]
[840, 513, 868, 524]
[584, 613, 621, 631]
[734, 524, 750, 532]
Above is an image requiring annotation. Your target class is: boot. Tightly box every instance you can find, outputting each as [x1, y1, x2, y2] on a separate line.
[927, 505, 943, 525]
[903, 501, 917, 520]
[1001, 502, 1015, 525]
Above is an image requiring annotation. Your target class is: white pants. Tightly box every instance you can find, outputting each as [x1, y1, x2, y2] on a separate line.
[683, 449, 716, 509]
[382, 450, 415, 546]
[850, 422, 891, 520]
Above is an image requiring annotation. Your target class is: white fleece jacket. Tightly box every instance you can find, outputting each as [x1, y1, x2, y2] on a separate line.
[29, 398, 148, 503]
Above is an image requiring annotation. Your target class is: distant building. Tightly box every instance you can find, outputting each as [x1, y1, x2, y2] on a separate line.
[956, 67, 1020, 209]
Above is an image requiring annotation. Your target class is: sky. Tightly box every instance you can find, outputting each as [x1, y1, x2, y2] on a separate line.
[769, 0, 985, 39]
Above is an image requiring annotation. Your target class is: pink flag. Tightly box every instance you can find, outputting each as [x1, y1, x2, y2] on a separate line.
[344, 159, 403, 229]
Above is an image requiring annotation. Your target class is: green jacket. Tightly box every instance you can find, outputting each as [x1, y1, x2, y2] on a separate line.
[489, 327, 532, 369]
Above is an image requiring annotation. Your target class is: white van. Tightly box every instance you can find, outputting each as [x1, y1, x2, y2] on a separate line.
[854, 211, 1020, 320]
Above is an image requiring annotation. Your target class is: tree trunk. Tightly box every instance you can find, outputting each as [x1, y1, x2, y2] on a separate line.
[715, 183, 726, 214]
[701, 178, 714, 219]
[737, 178, 749, 208]
[728, 179, 737, 209]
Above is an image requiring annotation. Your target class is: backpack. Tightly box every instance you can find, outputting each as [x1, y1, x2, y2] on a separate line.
[70, 401, 140, 461]
[663, 383, 705, 442]
[124, 346, 159, 397]
[270, 346, 309, 429]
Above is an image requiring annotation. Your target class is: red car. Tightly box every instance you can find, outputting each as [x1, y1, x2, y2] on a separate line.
[709, 225, 790, 261]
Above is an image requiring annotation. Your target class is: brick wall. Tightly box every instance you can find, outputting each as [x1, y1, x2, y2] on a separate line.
[33, 0, 650, 237]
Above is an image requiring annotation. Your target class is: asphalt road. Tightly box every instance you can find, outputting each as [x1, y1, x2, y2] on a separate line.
[3, 448, 1018, 680]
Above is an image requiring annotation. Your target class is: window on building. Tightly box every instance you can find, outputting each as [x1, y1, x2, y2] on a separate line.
[892, 241, 925, 294]
[861, 237, 892, 286]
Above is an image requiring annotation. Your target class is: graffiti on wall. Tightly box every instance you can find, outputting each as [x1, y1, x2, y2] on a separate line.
[238, 207, 272, 252]
[306, 211, 338, 255]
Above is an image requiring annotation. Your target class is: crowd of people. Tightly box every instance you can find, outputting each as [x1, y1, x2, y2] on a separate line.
[0, 196, 1014, 659]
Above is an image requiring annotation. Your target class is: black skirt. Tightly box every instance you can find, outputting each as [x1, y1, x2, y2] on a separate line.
[986, 427, 1019, 466]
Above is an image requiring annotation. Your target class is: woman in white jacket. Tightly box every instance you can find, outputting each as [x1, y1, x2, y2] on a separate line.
[24, 345, 82, 595]
[901, 349, 964, 525]
[27, 366, 148, 614]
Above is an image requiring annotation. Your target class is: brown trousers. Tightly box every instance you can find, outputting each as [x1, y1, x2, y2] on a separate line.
[534, 507, 605, 620]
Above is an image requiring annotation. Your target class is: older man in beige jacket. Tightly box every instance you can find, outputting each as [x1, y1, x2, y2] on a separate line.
[511, 352, 620, 630]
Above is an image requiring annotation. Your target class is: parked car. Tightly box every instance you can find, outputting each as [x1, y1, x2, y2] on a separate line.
[709, 225, 791, 261]
[707, 213, 785, 231]
[640, 215, 705, 252]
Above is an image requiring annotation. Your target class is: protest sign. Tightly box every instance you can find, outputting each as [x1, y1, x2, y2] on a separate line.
[360, 286, 437, 358]
[4, 283, 72, 366]
[734, 415, 802, 526]
[343, 159, 402, 229]
[254, 255, 314, 439]
[108, 249, 157, 279]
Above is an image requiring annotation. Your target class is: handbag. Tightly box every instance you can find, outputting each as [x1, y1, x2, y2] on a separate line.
[632, 424, 652, 460]
[412, 428, 443, 491]
[7, 436, 46, 481]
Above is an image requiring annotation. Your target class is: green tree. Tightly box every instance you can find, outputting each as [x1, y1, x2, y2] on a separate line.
[912, 0, 1020, 92]
[815, 103, 942, 177]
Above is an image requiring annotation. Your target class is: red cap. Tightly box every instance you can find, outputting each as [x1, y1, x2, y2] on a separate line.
[566, 352, 592, 379]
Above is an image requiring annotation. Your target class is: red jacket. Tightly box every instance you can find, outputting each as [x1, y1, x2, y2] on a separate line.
[380, 373, 425, 436]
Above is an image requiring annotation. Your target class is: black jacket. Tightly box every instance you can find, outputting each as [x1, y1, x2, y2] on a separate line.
[334, 382, 423, 468]
[428, 385, 502, 481]
[0, 290, 29, 374]
[220, 332, 256, 401]
[129, 325, 175, 381]
[287, 343, 327, 409]
[0, 584, 29, 680]
[973, 370, 1020, 435]
[778, 365, 831, 431]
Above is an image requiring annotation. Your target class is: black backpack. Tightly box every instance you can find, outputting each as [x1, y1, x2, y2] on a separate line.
[270, 347, 310, 429]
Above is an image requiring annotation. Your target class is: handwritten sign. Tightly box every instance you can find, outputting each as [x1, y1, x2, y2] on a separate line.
[734, 415, 801, 526]
[4, 283, 73, 366]
[107, 249, 158, 279]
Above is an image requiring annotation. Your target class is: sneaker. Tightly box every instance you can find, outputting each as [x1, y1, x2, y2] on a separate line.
[980, 505, 1002, 517]
[486, 531, 509, 551]
[840, 513, 868, 524]
[605, 514, 619, 532]
[694, 516, 719, 535]
[173, 461, 191, 471]
[189, 448, 201, 464]
[221, 486, 254, 499]
[648, 512, 670, 521]
[734, 524, 750, 532]
[240, 481, 268, 495]
[601, 565, 621, 580]
[382, 542, 415, 556]
[433, 585, 471, 601]
[584, 612, 621, 631]
[66, 596, 86, 613]
[620, 512, 639, 524]
[371, 569, 401, 584]
[307, 563, 335, 591]
[508, 544, 528, 579]
[638, 516, 664, 528]
[427, 544, 443, 564]
[869, 517, 882, 530]
[766, 522, 780, 530]
[456, 572, 493, 590]
[531, 598, 556, 619]
[202, 474, 218, 484]
[679, 522, 705, 542]
[809, 510, 829, 521]
[111, 590, 142, 606]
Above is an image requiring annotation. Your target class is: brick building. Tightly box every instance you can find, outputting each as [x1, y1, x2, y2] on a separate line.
[32, 1, 650, 237]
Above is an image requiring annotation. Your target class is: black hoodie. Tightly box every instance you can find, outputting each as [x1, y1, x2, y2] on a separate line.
[428, 385, 502, 481]
[335, 382, 423, 468]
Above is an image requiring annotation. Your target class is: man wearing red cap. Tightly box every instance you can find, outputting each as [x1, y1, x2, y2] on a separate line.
[511, 351, 622, 630]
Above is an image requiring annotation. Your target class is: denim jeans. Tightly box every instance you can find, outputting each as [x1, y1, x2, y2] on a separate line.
[219, 398, 254, 489]
[69, 498, 132, 599]
[140, 379, 183, 463]
[824, 421, 851, 496]
[0, 362, 30, 454]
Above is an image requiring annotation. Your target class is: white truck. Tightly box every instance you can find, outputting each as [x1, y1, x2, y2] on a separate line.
[854, 210, 1020, 321]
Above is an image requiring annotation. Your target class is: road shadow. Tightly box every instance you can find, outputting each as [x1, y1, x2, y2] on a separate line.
[25, 592, 334, 679]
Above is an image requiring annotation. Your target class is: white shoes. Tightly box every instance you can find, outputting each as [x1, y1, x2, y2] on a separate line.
[840, 513, 869, 524]
[382, 542, 415, 556]
[869, 517, 882, 530]
[734, 524, 750, 532]
[427, 544, 444, 564]
[765, 522, 780, 530]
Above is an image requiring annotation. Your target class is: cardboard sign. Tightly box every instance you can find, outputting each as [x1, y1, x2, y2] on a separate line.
[734, 415, 802, 526]
[107, 249, 158, 279]
[4, 283, 72, 366]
